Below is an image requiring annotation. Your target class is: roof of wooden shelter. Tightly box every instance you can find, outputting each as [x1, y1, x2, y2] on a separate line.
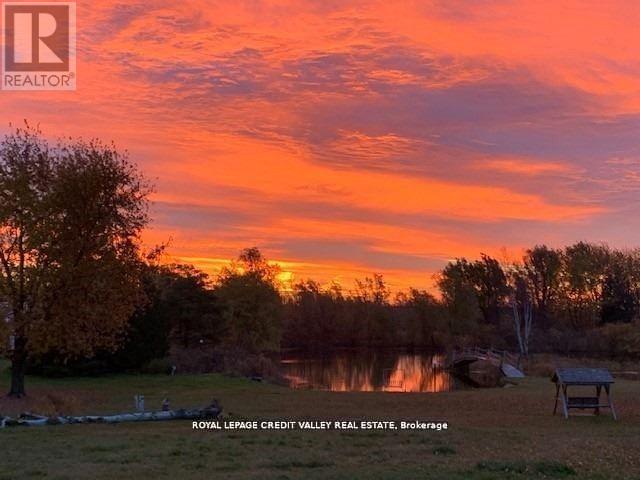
[552, 368, 614, 385]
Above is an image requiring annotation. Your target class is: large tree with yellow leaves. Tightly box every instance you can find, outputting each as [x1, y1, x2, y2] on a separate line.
[0, 125, 150, 397]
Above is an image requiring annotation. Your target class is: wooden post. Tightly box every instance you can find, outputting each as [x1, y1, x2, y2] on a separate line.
[605, 385, 617, 421]
[595, 385, 602, 416]
[560, 384, 569, 419]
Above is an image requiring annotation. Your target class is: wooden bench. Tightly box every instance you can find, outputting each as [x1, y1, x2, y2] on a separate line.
[552, 368, 617, 420]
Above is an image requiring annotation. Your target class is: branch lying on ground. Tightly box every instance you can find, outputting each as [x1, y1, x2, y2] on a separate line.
[0, 400, 221, 428]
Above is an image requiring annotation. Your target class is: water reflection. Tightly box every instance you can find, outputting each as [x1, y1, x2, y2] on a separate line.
[280, 351, 462, 392]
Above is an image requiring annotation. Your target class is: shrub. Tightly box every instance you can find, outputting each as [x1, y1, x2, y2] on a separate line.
[212, 348, 280, 379]
[600, 323, 640, 358]
[140, 358, 174, 374]
[534, 461, 576, 477]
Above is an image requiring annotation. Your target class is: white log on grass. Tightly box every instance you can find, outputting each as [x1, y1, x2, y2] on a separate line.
[0, 400, 221, 428]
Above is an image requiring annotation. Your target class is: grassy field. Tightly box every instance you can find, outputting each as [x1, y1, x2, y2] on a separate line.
[1, 362, 640, 480]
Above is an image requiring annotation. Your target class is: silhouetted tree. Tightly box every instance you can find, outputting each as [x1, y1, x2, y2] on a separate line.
[0, 125, 150, 396]
[436, 259, 481, 333]
[159, 264, 220, 348]
[215, 248, 283, 352]
[522, 245, 562, 329]
[437, 255, 508, 327]
[558, 242, 609, 329]
[283, 280, 343, 350]
[352, 274, 393, 345]
[601, 250, 640, 324]
[469, 254, 510, 325]
[403, 288, 447, 347]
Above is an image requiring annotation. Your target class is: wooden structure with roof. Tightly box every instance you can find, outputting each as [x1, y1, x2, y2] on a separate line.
[552, 368, 617, 420]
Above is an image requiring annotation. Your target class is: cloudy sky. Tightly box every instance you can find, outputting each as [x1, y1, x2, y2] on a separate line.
[2, 0, 640, 290]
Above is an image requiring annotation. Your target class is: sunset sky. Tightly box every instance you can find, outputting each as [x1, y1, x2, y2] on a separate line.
[2, 0, 640, 291]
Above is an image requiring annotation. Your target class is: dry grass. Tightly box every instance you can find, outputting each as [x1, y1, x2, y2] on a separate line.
[1, 361, 639, 479]
[525, 354, 640, 379]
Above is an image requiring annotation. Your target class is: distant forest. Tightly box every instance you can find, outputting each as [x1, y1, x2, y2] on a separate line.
[283, 242, 640, 357]
[23, 242, 640, 377]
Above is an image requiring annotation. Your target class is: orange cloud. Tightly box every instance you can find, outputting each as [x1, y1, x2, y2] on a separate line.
[480, 158, 575, 176]
[152, 133, 601, 222]
[2, 0, 636, 293]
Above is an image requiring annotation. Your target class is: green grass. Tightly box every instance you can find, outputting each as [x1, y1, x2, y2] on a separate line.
[1, 366, 640, 479]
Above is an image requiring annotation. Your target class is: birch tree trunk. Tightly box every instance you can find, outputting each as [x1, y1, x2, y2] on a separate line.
[512, 302, 525, 356]
[512, 300, 533, 357]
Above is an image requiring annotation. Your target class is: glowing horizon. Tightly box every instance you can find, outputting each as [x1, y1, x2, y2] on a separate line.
[2, 1, 639, 292]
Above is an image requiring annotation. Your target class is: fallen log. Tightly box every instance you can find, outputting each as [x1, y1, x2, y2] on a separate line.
[0, 400, 221, 428]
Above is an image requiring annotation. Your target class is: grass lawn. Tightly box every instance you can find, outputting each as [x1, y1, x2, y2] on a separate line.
[1, 362, 639, 479]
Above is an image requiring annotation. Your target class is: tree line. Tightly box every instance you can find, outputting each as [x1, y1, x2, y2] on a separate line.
[30, 241, 640, 381]
[283, 243, 640, 357]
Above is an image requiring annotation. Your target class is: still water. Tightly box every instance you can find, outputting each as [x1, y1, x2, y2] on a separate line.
[280, 351, 468, 392]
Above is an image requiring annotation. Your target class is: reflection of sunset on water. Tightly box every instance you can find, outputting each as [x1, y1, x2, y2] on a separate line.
[385, 356, 454, 392]
[281, 353, 456, 392]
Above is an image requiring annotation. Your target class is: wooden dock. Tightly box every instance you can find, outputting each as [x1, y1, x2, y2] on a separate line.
[447, 346, 525, 378]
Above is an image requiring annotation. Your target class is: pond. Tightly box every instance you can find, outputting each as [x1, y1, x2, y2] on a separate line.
[279, 351, 473, 392]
